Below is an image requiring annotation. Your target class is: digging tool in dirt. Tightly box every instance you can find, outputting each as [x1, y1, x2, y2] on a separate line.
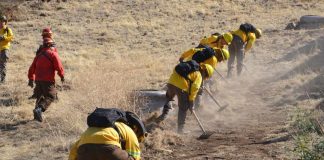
[203, 87, 228, 112]
[215, 69, 229, 84]
[191, 109, 214, 139]
[242, 64, 250, 74]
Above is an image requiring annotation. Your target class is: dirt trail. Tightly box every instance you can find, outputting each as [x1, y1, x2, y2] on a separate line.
[0, 1, 324, 160]
[149, 74, 287, 159]
[143, 29, 324, 159]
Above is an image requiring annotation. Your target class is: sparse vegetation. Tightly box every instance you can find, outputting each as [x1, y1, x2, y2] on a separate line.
[291, 108, 324, 159]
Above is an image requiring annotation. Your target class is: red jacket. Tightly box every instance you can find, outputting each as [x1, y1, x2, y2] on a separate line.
[28, 47, 64, 82]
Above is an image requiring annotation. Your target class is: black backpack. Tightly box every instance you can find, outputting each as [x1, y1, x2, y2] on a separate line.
[175, 60, 200, 95]
[239, 23, 257, 35]
[87, 108, 147, 149]
[87, 108, 128, 127]
[192, 46, 216, 63]
[175, 60, 200, 80]
[211, 32, 221, 36]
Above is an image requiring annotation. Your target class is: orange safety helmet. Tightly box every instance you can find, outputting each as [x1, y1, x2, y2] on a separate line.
[42, 27, 53, 38]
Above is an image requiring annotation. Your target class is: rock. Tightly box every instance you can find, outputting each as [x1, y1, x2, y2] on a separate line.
[285, 22, 297, 30]
[300, 15, 324, 24]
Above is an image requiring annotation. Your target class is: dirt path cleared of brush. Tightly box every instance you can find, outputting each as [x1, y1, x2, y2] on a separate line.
[141, 29, 313, 160]
[144, 77, 288, 160]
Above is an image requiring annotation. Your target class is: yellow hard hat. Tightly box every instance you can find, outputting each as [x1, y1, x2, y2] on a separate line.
[222, 32, 233, 45]
[255, 28, 262, 39]
[201, 64, 214, 78]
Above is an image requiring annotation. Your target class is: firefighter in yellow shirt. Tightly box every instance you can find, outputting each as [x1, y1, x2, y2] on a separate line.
[156, 62, 214, 133]
[179, 47, 230, 69]
[198, 32, 233, 49]
[178, 47, 229, 110]
[227, 23, 262, 77]
[0, 15, 14, 83]
[69, 109, 147, 160]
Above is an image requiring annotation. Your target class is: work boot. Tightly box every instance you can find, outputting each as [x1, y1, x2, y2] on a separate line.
[0, 77, 5, 84]
[177, 125, 184, 134]
[33, 107, 43, 122]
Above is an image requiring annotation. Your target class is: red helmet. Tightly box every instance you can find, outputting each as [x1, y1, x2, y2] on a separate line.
[42, 27, 53, 37]
[43, 38, 54, 44]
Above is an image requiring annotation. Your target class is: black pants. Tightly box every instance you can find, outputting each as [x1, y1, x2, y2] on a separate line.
[0, 49, 9, 82]
[227, 35, 245, 77]
[163, 84, 190, 131]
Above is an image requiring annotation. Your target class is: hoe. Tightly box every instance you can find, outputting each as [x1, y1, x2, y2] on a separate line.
[191, 109, 214, 139]
[203, 86, 228, 112]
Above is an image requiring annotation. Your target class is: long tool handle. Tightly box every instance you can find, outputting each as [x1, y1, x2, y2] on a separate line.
[191, 109, 207, 134]
[215, 69, 229, 84]
[203, 87, 222, 108]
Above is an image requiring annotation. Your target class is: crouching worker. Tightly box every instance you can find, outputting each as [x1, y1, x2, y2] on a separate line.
[69, 108, 147, 160]
[156, 61, 214, 133]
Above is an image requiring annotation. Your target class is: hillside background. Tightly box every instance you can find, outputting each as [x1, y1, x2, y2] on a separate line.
[0, 0, 323, 159]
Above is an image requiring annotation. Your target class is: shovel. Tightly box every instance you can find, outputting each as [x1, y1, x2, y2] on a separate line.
[191, 108, 214, 139]
[215, 69, 229, 84]
[203, 87, 228, 112]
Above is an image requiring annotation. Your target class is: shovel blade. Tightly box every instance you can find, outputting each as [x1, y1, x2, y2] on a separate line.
[197, 131, 215, 140]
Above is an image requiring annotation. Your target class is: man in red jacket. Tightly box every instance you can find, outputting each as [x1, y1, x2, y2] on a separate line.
[28, 38, 64, 122]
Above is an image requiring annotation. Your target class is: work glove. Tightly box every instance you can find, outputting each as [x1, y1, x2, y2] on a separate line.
[0, 36, 4, 41]
[60, 77, 65, 83]
[28, 80, 34, 88]
[189, 101, 194, 112]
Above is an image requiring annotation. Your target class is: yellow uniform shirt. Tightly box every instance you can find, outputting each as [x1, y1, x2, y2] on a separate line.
[168, 69, 202, 101]
[231, 29, 256, 52]
[199, 35, 223, 48]
[0, 26, 14, 51]
[69, 122, 141, 160]
[179, 48, 218, 69]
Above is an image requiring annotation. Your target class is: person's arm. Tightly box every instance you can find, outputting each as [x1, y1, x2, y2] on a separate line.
[3, 27, 14, 42]
[179, 48, 196, 61]
[68, 140, 80, 160]
[244, 33, 256, 52]
[188, 71, 202, 101]
[123, 127, 141, 160]
[27, 57, 37, 81]
[203, 56, 217, 69]
[51, 51, 64, 79]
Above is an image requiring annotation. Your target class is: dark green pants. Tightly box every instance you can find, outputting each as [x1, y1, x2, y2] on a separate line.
[163, 84, 190, 132]
[227, 35, 245, 77]
[77, 144, 134, 160]
[34, 81, 57, 111]
[0, 49, 8, 82]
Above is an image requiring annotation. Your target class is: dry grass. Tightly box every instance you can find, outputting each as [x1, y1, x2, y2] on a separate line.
[0, 0, 323, 159]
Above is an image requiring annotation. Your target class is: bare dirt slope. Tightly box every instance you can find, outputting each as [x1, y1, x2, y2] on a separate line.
[0, 0, 323, 160]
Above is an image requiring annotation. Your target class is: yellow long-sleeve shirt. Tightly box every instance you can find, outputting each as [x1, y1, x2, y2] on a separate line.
[69, 122, 141, 160]
[179, 48, 218, 69]
[231, 29, 256, 52]
[0, 26, 14, 51]
[199, 35, 223, 48]
[168, 69, 202, 101]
